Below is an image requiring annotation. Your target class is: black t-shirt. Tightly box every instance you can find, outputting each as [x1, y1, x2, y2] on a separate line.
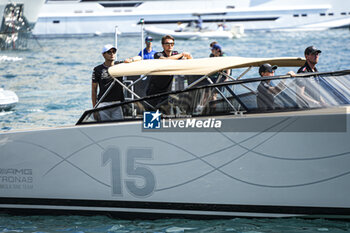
[92, 62, 124, 102]
[257, 81, 274, 110]
[297, 62, 321, 102]
[297, 62, 318, 74]
[147, 51, 179, 95]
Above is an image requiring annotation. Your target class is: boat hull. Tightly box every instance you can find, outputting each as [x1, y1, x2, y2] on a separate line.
[32, 0, 350, 37]
[1, 109, 350, 218]
[144, 26, 242, 40]
[0, 89, 18, 111]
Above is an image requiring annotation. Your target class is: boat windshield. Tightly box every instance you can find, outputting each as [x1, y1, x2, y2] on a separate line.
[77, 70, 350, 125]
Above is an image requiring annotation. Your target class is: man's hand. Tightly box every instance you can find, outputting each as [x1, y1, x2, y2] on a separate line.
[181, 52, 193, 59]
[287, 71, 296, 77]
[124, 56, 141, 63]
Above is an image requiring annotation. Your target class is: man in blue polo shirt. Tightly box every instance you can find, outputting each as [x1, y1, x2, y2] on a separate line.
[138, 36, 156, 60]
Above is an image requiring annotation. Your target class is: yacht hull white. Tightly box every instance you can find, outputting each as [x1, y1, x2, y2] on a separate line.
[1, 110, 350, 218]
[1, 57, 350, 218]
[144, 26, 243, 40]
[33, 0, 350, 37]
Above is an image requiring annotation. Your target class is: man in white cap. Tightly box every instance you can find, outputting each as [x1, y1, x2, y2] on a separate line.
[91, 44, 140, 121]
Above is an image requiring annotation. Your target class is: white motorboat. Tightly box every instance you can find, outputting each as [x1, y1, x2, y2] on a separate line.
[144, 25, 244, 40]
[33, 0, 350, 37]
[1, 57, 350, 218]
[0, 0, 45, 48]
[0, 88, 18, 111]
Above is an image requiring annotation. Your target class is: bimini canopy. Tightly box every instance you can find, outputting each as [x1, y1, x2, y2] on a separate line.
[108, 56, 306, 77]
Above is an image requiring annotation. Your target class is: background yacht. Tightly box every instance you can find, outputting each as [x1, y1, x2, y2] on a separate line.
[33, 0, 350, 37]
[0, 0, 45, 48]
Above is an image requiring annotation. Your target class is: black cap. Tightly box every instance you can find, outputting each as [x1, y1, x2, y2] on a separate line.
[304, 46, 322, 55]
[259, 63, 278, 74]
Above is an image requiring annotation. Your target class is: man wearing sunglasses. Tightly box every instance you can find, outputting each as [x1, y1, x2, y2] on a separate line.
[92, 44, 140, 121]
[296, 45, 325, 107]
[146, 35, 192, 99]
[138, 36, 156, 60]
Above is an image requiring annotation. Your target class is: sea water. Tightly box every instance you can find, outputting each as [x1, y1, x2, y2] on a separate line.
[1, 29, 350, 232]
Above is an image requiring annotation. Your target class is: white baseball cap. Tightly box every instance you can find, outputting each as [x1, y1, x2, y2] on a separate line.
[101, 44, 117, 54]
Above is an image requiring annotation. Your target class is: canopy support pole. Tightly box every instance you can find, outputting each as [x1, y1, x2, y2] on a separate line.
[186, 75, 210, 89]
[94, 80, 116, 109]
[237, 66, 252, 80]
[94, 77, 141, 110]
[113, 76, 156, 110]
[205, 77, 238, 112]
[126, 75, 146, 91]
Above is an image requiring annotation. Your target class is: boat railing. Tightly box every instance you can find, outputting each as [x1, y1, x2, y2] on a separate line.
[76, 70, 350, 125]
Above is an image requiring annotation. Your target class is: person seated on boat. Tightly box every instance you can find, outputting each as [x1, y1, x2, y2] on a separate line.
[175, 22, 186, 32]
[186, 21, 195, 28]
[146, 35, 192, 107]
[296, 46, 326, 108]
[195, 15, 203, 31]
[217, 23, 224, 31]
[92, 44, 141, 121]
[138, 36, 156, 60]
[256, 63, 294, 111]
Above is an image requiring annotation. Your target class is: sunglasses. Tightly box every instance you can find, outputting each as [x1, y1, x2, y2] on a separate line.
[146, 40, 153, 42]
[163, 42, 174, 46]
[105, 49, 116, 55]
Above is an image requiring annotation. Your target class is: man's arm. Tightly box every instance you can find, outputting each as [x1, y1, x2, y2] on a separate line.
[158, 52, 193, 60]
[124, 56, 142, 63]
[296, 85, 321, 105]
[92, 82, 98, 107]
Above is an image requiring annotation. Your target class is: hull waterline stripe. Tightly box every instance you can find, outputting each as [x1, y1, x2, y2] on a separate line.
[140, 17, 279, 25]
[0, 204, 300, 218]
[1, 198, 350, 216]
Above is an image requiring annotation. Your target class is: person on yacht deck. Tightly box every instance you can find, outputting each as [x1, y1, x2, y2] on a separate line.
[196, 15, 203, 31]
[138, 36, 156, 60]
[256, 63, 295, 111]
[146, 35, 192, 97]
[175, 22, 186, 32]
[91, 44, 140, 121]
[296, 46, 326, 107]
[211, 44, 230, 78]
[209, 41, 218, 57]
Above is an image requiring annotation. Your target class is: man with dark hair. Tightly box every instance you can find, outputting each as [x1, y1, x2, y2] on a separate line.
[211, 44, 225, 57]
[210, 43, 230, 79]
[257, 63, 294, 110]
[298, 46, 321, 73]
[296, 45, 325, 107]
[138, 36, 156, 60]
[146, 35, 192, 97]
[154, 35, 192, 60]
[209, 41, 217, 57]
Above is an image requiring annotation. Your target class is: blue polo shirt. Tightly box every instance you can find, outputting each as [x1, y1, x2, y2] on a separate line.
[138, 48, 156, 60]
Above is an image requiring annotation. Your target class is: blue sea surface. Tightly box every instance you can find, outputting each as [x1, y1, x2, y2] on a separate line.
[1, 214, 350, 232]
[1, 29, 350, 231]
